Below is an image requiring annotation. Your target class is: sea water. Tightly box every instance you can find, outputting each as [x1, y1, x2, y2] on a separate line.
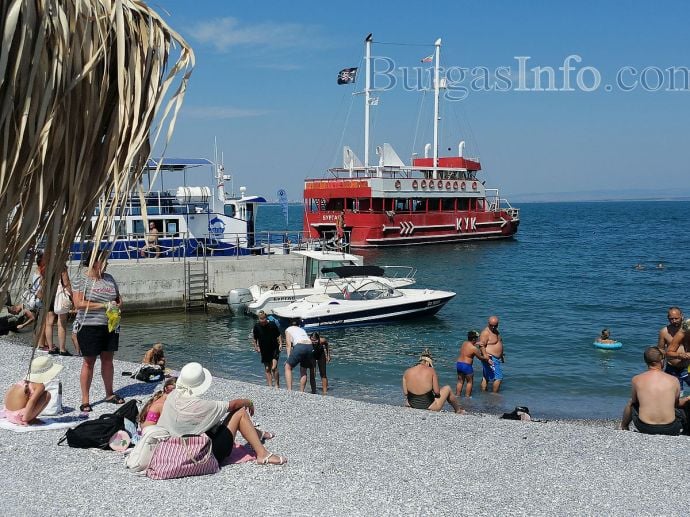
[80, 201, 690, 419]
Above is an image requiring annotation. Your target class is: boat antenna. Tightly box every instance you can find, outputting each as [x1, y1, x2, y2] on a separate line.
[364, 33, 373, 174]
[433, 38, 441, 179]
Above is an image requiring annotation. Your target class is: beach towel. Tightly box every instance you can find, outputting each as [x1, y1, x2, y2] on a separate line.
[0, 413, 89, 432]
[221, 443, 257, 465]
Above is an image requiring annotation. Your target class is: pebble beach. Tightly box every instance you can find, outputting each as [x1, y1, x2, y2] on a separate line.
[1, 338, 689, 517]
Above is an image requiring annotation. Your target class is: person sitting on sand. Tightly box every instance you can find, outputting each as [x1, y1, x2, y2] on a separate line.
[456, 330, 491, 398]
[402, 349, 464, 414]
[1, 304, 36, 333]
[621, 347, 689, 436]
[143, 343, 166, 369]
[138, 377, 176, 430]
[157, 362, 287, 465]
[2, 356, 63, 425]
[596, 329, 616, 344]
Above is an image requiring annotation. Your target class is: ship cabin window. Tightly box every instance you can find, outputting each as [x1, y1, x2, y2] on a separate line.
[345, 198, 355, 210]
[132, 220, 145, 237]
[114, 221, 127, 238]
[358, 198, 371, 211]
[224, 204, 237, 218]
[428, 199, 441, 212]
[441, 198, 455, 211]
[395, 199, 410, 212]
[165, 220, 179, 236]
[457, 198, 470, 211]
[325, 199, 344, 211]
[412, 199, 426, 212]
[476, 198, 485, 211]
[371, 198, 384, 211]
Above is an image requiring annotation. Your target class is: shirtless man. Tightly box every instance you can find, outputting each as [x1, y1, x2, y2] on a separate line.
[141, 221, 160, 258]
[479, 315, 505, 393]
[456, 330, 491, 397]
[621, 347, 689, 435]
[665, 318, 690, 392]
[402, 349, 464, 413]
[658, 307, 683, 356]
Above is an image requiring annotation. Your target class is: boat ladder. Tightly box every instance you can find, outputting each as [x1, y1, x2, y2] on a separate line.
[184, 259, 208, 311]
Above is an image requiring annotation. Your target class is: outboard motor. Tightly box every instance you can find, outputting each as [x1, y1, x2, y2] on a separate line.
[228, 288, 253, 315]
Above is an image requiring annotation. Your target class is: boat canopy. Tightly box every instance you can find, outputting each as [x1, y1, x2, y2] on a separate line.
[321, 265, 385, 278]
[145, 158, 213, 171]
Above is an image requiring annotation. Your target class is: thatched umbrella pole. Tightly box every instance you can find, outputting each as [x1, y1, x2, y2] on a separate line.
[0, 0, 193, 339]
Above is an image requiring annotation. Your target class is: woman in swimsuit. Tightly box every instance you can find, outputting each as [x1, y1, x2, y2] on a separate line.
[402, 349, 464, 414]
[138, 377, 177, 430]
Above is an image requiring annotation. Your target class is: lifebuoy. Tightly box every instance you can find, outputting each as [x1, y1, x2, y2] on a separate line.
[421, 179, 427, 188]
[445, 181, 451, 190]
[461, 181, 466, 190]
[437, 180, 443, 189]
[472, 181, 478, 190]
[395, 180, 401, 190]
[412, 180, 418, 189]
[453, 181, 458, 190]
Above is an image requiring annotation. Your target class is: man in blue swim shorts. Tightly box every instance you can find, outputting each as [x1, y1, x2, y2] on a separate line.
[455, 330, 490, 397]
[480, 315, 505, 393]
[665, 318, 690, 393]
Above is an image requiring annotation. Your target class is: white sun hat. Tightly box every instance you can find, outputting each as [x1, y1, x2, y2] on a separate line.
[26, 356, 63, 384]
[176, 362, 212, 397]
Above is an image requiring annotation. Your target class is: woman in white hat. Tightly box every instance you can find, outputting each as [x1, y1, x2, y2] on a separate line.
[2, 356, 63, 425]
[157, 362, 287, 466]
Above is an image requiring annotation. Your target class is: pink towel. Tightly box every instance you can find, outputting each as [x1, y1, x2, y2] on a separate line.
[222, 443, 257, 465]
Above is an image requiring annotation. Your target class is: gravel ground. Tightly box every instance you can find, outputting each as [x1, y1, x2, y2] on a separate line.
[1, 339, 688, 516]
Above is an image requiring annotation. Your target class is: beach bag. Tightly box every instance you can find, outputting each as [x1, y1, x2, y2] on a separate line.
[501, 406, 531, 421]
[39, 379, 63, 416]
[126, 425, 171, 473]
[53, 284, 73, 315]
[132, 364, 164, 383]
[58, 414, 125, 449]
[58, 400, 138, 449]
[146, 434, 220, 480]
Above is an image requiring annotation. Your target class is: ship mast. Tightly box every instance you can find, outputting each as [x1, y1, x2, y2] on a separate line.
[364, 33, 373, 174]
[432, 38, 441, 179]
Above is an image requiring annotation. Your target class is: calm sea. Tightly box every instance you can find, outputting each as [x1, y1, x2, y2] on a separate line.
[43, 201, 690, 419]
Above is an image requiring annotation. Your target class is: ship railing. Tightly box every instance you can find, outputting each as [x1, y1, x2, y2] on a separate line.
[380, 265, 417, 280]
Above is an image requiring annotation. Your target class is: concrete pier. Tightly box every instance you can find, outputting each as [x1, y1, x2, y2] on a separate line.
[67, 255, 305, 312]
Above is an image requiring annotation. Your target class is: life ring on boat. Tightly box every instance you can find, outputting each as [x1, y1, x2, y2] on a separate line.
[437, 180, 443, 189]
[428, 180, 434, 189]
[472, 181, 478, 190]
[460, 181, 466, 190]
[453, 181, 458, 190]
[421, 179, 427, 188]
[594, 340, 622, 350]
[412, 180, 418, 189]
[395, 180, 401, 190]
[445, 181, 452, 190]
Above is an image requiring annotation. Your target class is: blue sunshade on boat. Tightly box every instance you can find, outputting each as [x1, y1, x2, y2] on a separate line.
[146, 158, 213, 170]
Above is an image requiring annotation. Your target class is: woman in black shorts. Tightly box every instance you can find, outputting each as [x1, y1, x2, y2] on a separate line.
[71, 249, 124, 412]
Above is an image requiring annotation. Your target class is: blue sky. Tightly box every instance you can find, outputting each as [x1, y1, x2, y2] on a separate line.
[151, 0, 690, 201]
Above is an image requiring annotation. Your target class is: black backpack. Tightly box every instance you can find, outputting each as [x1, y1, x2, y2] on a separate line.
[500, 406, 530, 420]
[133, 365, 164, 383]
[58, 400, 139, 449]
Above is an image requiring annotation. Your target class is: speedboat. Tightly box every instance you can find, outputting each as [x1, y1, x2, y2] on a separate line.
[272, 278, 455, 330]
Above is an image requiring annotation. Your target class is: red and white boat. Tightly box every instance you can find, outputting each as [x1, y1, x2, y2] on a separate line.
[304, 36, 520, 247]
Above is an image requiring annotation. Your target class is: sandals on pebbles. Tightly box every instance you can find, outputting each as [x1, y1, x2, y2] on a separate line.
[256, 453, 287, 466]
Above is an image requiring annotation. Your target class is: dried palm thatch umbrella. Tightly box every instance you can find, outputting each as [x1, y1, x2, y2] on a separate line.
[0, 0, 193, 341]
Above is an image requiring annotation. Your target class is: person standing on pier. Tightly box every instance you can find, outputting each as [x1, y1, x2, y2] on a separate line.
[253, 311, 282, 388]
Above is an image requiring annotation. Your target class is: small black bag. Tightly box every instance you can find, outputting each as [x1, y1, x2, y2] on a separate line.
[58, 400, 139, 449]
[501, 406, 530, 420]
[58, 414, 125, 449]
[133, 365, 164, 383]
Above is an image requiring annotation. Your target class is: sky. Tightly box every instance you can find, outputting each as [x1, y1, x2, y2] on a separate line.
[149, 0, 690, 202]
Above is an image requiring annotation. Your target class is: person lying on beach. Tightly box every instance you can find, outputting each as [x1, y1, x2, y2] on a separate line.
[143, 343, 166, 369]
[157, 362, 287, 465]
[5, 304, 36, 331]
[596, 329, 616, 344]
[456, 330, 491, 398]
[2, 356, 63, 425]
[402, 349, 464, 414]
[138, 377, 177, 430]
[621, 347, 689, 436]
